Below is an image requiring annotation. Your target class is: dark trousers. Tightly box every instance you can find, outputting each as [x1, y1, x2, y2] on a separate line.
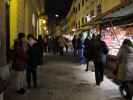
[38, 54, 43, 65]
[94, 61, 104, 85]
[85, 59, 89, 70]
[59, 47, 63, 55]
[26, 66, 37, 88]
[85, 57, 92, 70]
[73, 48, 78, 56]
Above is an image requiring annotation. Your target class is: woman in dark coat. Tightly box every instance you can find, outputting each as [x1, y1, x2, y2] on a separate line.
[13, 33, 27, 94]
[84, 35, 93, 71]
[37, 35, 44, 65]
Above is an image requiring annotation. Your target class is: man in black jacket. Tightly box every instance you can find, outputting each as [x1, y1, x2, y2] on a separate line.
[92, 35, 109, 86]
[26, 34, 40, 88]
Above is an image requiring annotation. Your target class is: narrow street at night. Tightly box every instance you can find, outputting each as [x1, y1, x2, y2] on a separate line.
[0, 0, 133, 100]
[5, 54, 123, 100]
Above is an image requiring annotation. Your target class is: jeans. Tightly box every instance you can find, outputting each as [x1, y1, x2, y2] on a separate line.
[101, 54, 107, 66]
[59, 47, 64, 56]
[79, 49, 85, 64]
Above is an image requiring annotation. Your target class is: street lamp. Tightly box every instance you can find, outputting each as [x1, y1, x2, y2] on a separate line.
[86, 15, 91, 22]
[42, 20, 46, 24]
[72, 28, 76, 32]
[55, 14, 59, 18]
[44, 27, 47, 30]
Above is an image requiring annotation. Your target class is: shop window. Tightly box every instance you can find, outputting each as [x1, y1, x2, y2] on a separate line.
[78, 4, 80, 11]
[75, 23, 77, 28]
[73, 8, 75, 13]
[97, 4, 102, 14]
[78, 21, 80, 27]
[82, 18, 84, 25]
[90, 10, 94, 17]
[82, 0, 84, 6]
[85, 17, 87, 24]
[76, 8, 77, 13]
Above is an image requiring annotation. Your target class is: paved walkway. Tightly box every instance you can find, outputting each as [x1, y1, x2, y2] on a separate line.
[4, 54, 124, 100]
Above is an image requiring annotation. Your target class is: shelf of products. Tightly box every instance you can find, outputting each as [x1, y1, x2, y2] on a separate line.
[102, 27, 133, 56]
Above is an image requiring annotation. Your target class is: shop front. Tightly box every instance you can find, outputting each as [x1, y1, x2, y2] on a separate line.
[102, 26, 133, 56]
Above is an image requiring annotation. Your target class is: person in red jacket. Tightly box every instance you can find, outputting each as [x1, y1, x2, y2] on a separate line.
[13, 33, 27, 94]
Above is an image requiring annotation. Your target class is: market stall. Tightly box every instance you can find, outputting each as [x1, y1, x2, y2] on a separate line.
[99, 3, 133, 79]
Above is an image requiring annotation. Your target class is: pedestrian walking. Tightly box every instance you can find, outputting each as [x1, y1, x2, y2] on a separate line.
[47, 36, 53, 53]
[116, 39, 133, 99]
[58, 36, 66, 56]
[92, 34, 109, 86]
[84, 35, 93, 71]
[53, 36, 59, 54]
[77, 34, 85, 64]
[37, 35, 44, 65]
[43, 36, 48, 53]
[12, 33, 27, 94]
[72, 35, 78, 56]
[26, 34, 40, 88]
[117, 39, 133, 81]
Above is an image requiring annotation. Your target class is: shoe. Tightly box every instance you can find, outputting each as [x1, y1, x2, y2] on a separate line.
[27, 85, 31, 89]
[33, 84, 38, 88]
[95, 85, 100, 89]
[85, 68, 88, 72]
[16, 88, 26, 95]
[96, 82, 100, 86]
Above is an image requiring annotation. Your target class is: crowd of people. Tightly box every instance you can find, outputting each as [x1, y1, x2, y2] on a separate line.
[10, 32, 133, 95]
[10, 33, 70, 95]
[72, 33, 133, 87]
[43, 35, 69, 56]
[72, 33, 109, 86]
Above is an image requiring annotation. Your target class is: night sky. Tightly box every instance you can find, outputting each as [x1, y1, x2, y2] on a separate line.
[45, 0, 73, 21]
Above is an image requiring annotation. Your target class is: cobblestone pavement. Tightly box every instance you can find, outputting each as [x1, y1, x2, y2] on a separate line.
[4, 54, 124, 100]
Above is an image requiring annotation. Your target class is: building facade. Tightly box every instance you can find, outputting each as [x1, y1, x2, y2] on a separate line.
[55, 19, 67, 35]
[66, 0, 124, 33]
[9, 0, 45, 47]
[0, 0, 45, 66]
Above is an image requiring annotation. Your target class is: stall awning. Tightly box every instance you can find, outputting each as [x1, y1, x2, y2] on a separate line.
[100, 3, 133, 27]
[104, 3, 133, 18]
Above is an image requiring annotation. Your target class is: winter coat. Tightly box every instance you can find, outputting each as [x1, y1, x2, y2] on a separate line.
[92, 39, 109, 64]
[84, 39, 93, 60]
[77, 38, 84, 49]
[117, 45, 133, 81]
[12, 39, 27, 71]
[27, 43, 40, 68]
[72, 38, 78, 49]
[37, 39, 44, 55]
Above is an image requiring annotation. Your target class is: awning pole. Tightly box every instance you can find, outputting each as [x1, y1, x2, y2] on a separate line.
[110, 20, 120, 45]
